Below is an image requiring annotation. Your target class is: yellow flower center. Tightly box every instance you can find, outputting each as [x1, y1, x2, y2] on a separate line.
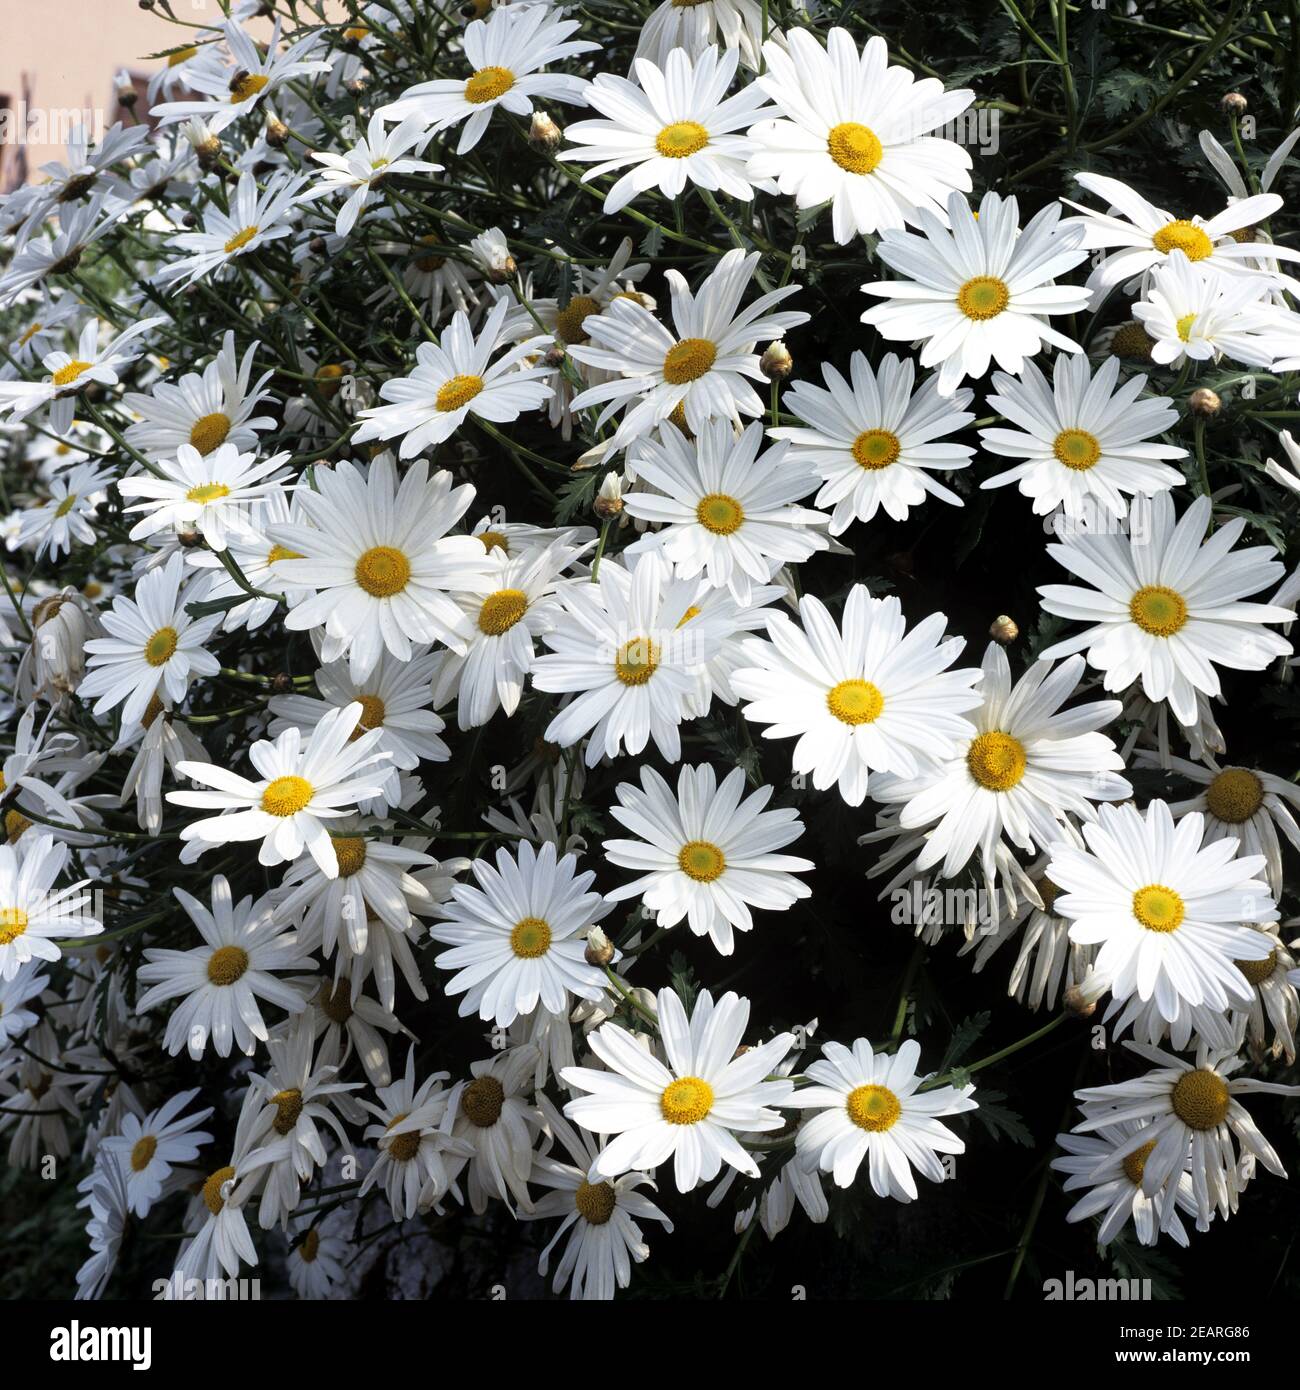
[202, 1164, 237, 1214]
[1235, 948, 1277, 987]
[574, 1179, 616, 1225]
[1110, 322, 1155, 361]
[1052, 428, 1102, 471]
[1132, 883, 1184, 933]
[695, 492, 745, 535]
[55, 495, 78, 517]
[223, 226, 259, 254]
[1037, 877, 1060, 914]
[826, 678, 884, 725]
[1175, 312, 1198, 342]
[18, 322, 42, 346]
[851, 429, 900, 471]
[660, 1075, 714, 1125]
[1204, 767, 1265, 824]
[384, 1112, 421, 1161]
[354, 545, 410, 597]
[230, 73, 269, 103]
[956, 276, 1010, 321]
[966, 730, 1027, 791]
[846, 1083, 901, 1132]
[189, 411, 231, 454]
[332, 835, 367, 877]
[1128, 584, 1187, 637]
[662, 338, 717, 385]
[478, 530, 508, 554]
[271, 1088, 304, 1135]
[461, 1074, 506, 1128]
[1170, 1069, 1230, 1130]
[144, 626, 178, 667]
[319, 981, 353, 1024]
[52, 360, 90, 387]
[130, 1135, 158, 1172]
[478, 588, 529, 635]
[464, 66, 514, 104]
[509, 916, 551, 958]
[268, 543, 302, 565]
[676, 605, 700, 628]
[655, 120, 710, 158]
[260, 774, 314, 817]
[5, 813, 31, 844]
[186, 482, 231, 504]
[168, 45, 198, 67]
[299, 1228, 321, 1262]
[0, 907, 29, 945]
[206, 944, 250, 986]
[555, 294, 601, 345]
[435, 373, 484, 413]
[678, 839, 726, 882]
[827, 122, 883, 175]
[1122, 1137, 1158, 1186]
[615, 636, 659, 686]
[1152, 219, 1213, 261]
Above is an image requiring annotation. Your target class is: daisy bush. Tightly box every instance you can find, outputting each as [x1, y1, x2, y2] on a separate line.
[4, 0, 1300, 1306]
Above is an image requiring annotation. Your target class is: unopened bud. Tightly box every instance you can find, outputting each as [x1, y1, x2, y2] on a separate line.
[308, 235, 328, 256]
[594, 472, 623, 519]
[989, 614, 1019, 644]
[486, 256, 516, 285]
[1221, 92, 1248, 116]
[271, 672, 294, 694]
[345, 77, 369, 98]
[584, 927, 615, 967]
[264, 116, 290, 149]
[177, 530, 204, 549]
[760, 341, 793, 380]
[528, 111, 563, 153]
[1062, 985, 1096, 1019]
[1189, 387, 1222, 417]
[543, 344, 567, 370]
[117, 86, 138, 110]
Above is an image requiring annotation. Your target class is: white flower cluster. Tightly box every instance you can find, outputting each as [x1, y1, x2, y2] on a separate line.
[0, 0, 1298, 1303]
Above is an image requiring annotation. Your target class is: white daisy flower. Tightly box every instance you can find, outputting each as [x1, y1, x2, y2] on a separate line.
[747, 27, 974, 245]
[306, 975, 409, 1089]
[154, 171, 307, 291]
[447, 1044, 542, 1214]
[377, 6, 597, 155]
[74, 1150, 131, 1301]
[874, 643, 1131, 885]
[1047, 798, 1277, 1025]
[136, 876, 312, 1059]
[358, 1048, 472, 1221]
[562, 46, 770, 214]
[17, 461, 112, 560]
[430, 538, 586, 730]
[562, 986, 795, 1193]
[861, 189, 1091, 396]
[567, 247, 808, 459]
[0, 314, 167, 436]
[1037, 492, 1294, 728]
[1051, 1119, 1198, 1247]
[1071, 1041, 1300, 1229]
[151, 18, 332, 133]
[603, 763, 812, 955]
[168, 702, 394, 877]
[731, 585, 984, 807]
[80, 552, 221, 728]
[621, 420, 827, 603]
[530, 552, 723, 766]
[0, 963, 47, 1048]
[790, 1038, 976, 1197]
[117, 443, 292, 550]
[6, 289, 81, 367]
[1131, 249, 1290, 370]
[1265, 430, 1300, 497]
[270, 645, 450, 796]
[979, 353, 1187, 521]
[101, 1089, 214, 1218]
[1134, 752, 1300, 899]
[0, 833, 101, 981]
[352, 298, 553, 458]
[268, 453, 491, 683]
[299, 113, 442, 238]
[0, 195, 128, 309]
[636, 0, 768, 71]
[1063, 171, 1300, 293]
[123, 330, 276, 463]
[428, 838, 612, 1028]
[770, 350, 974, 532]
[286, 1216, 350, 1299]
[523, 1093, 672, 1302]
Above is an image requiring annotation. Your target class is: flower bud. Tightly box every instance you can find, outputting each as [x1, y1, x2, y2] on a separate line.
[584, 927, 615, 967]
[593, 472, 624, 519]
[543, 344, 567, 370]
[1062, 985, 1096, 1018]
[1189, 387, 1222, 417]
[264, 116, 290, 149]
[528, 111, 563, 153]
[1221, 92, 1248, 116]
[989, 614, 1019, 644]
[760, 341, 793, 380]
